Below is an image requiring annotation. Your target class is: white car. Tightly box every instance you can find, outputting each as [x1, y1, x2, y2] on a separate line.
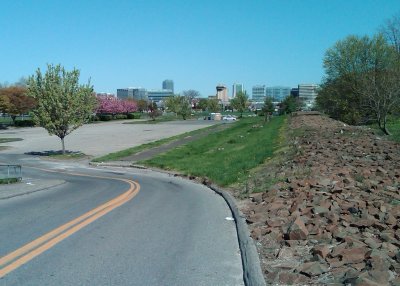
[222, 115, 237, 121]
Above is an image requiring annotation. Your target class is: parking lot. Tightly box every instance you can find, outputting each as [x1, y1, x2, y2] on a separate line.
[0, 120, 217, 157]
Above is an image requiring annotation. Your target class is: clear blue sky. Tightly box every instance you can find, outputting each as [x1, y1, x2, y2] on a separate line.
[1, 0, 399, 97]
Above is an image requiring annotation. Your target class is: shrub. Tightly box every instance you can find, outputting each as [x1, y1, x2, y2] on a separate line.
[99, 114, 113, 121]
[115, 114, 127, 120]
[130, 112, 141, 119]
[14, 119, 35, 127]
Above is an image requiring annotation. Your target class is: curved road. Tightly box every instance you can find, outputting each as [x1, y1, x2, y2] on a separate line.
[0, 155, 244, 285]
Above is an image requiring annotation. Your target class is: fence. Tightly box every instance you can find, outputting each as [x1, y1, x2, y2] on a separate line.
[0, 165, 22, 183]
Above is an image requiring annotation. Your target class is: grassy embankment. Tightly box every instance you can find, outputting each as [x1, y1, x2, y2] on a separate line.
[142, 116, 286, 186]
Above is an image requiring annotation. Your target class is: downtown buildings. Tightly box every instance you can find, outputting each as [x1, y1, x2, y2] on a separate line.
[117, 80, 174, 104]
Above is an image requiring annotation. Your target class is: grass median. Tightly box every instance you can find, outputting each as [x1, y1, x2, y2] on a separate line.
[142, 115, 287, 186]
[92, 124, 222, 162]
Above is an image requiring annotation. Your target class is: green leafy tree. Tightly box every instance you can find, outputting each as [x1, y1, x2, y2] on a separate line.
[230, 91, 249, 118]
[280, 95, 299, 115]
[320, 34, 400, 134]
[207, 97, 221, 113]
[176, 96, 192, 120]
[197, 98, 208, 111]
[262, 97, 274, 122]
[165, 95, 181, 117]
[27, 64, 97, 154]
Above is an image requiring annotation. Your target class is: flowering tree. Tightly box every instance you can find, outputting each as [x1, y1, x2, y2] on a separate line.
[96, 96, 137, 115]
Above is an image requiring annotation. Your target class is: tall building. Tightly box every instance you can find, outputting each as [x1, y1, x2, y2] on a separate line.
[232, 83, 244, 97]
[216, 84, 229, 104]
[162, 80, 174, 93]
[265, 86, 291, 102]
[298, 84, 319, 110]
[252, 85, 266, 102]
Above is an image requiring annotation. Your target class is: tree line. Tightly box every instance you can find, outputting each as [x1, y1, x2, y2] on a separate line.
[316, 14, 400, 135]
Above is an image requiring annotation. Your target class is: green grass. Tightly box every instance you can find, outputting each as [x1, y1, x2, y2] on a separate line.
[92, 124, 221, 162]
[142, 116, 287, 186]
[0, 138, 23, 143]
[387, 117, 400, 142]
[124, 113, 190, 124]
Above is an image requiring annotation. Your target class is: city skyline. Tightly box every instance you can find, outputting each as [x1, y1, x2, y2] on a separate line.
[1, 1, 399, 97]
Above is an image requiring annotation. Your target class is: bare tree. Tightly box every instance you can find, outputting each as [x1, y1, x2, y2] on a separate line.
[380, 13, 400, 53]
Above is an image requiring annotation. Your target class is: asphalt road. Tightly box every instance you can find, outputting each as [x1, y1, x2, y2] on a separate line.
[0, 155, 244, 285]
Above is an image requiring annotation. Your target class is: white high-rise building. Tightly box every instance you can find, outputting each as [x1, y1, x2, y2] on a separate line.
[252, 85, 266, 102]
[298, 84, 319, 110]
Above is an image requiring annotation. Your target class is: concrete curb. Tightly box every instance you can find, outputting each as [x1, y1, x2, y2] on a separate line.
[209, 184, 266, 286]
[0, 180, 66, 200]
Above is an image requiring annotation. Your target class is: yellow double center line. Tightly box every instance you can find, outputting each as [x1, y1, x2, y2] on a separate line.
[0, 169, 140, 278]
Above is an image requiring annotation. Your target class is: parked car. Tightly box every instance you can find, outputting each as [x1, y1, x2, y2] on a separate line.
[222, 115, 237, 121]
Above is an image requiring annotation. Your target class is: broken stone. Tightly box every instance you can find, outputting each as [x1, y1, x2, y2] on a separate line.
[312, 245, 330, 259]
[340, 247, 368, 264]
[286, 216, 309, 240]
[298, 261, 329, 277]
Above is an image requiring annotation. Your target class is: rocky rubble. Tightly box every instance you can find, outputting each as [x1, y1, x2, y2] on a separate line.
[243, 114, 400, 285]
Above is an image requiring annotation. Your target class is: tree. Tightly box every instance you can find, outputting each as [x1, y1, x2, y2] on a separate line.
[27, 64, 97, 154]
[380, 13, 400, 53]
[0, 94, 10, 115]
[230, 91, 249, 118]
[261, 97, 274, 122]
[0, 86, 36, 124]
[280, 95, 299, 115]
[320, 34, 400, 134]
[165, 95, 181, 117]
[197, 98, 208, 111]
[176, 96, 192, 120]
[96, 96, 137, 116]
[182, 89, 200, 103]
[207, 97, 221, 113]
[136, 99, 148, 112]
[148, 101, 161, 121]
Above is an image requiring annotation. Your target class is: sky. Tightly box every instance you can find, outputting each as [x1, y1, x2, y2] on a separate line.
[1, 0, 400, 97]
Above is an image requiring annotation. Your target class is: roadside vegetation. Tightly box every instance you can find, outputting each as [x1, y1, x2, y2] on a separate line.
[92, 124, 222, 162]
[316, 14, 400, 136]
[142, 115, 286, 186]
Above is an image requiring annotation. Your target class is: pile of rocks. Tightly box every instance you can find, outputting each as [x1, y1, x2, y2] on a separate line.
[243, 114, 400, 285]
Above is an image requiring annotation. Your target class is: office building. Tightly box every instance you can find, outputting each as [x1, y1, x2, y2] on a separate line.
[216, 84, 229, 104]
[232, 83, 244, 98]
[265, 86, 291, 102]
[298, 84, 319, 110]
[147, 89, 173, 103]
[290, 88, 299, 98]
[252, 85, 266, 102]
[162, 80, 174, 93]
[117, 88, 148, 101]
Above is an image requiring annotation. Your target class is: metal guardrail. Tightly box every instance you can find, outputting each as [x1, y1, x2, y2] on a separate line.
[0, 164, 22, 183]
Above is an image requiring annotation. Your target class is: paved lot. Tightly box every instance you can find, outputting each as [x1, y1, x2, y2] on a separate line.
[0, 120, 217, 157]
